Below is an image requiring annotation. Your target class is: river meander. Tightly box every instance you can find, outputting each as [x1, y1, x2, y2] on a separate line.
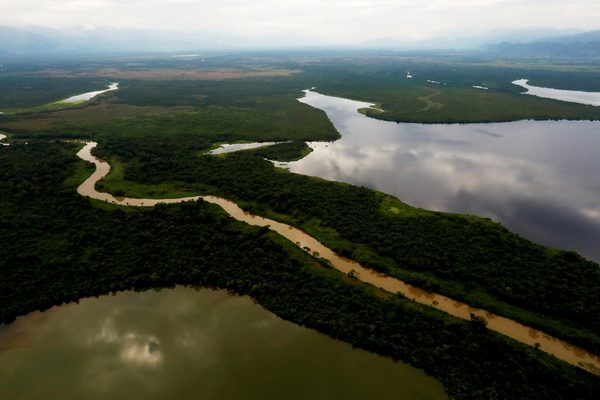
[0, 288, 447, 400]
[2, 85, 600, 396]
[69, 141, 600, 374]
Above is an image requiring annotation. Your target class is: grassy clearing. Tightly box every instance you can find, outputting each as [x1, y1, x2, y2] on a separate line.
[63, 157, 94, 188]
[34, 67, 300, 80]
[96, 157, 214, 199]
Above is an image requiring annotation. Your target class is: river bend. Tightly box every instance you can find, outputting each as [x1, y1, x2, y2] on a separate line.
[75, 141, 600, 375]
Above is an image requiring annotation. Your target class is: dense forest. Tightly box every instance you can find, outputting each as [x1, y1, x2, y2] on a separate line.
[0, 77, 106, 109]
[249, 141, 313, 161]
[1, 141, 599, 399]
[94, 135, 600, 353]
[2, 55, 600, 399]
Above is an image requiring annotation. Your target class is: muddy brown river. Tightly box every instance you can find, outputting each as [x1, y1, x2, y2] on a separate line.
[75, 141, 600, 375]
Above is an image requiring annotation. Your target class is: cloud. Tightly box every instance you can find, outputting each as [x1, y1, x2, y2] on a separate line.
[91, 319, 163, 367]
[0, 0, 598, 45]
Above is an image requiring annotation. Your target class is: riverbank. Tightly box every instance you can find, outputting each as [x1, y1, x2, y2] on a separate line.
[2, 140, 599, 399]
[76, 141, 600, 375]
[0, 287, 448, 400]
[93, 102, 600, 356]
[513, 79, 600, 106]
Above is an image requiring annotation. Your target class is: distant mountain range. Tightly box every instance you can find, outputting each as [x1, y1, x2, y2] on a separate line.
[0, 25, 246, 56]
[360, 28, 583, 51]
[486, 31, 600, 59]
[1, 24, 599, 59]
[0, 26, 58, 55]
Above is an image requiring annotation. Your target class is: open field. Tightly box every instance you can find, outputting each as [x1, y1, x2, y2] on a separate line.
[3, 54, 600, 124]
[0, 80, 338, 142]
[34, 67, 301, 80]
[0, 77, 108, 109]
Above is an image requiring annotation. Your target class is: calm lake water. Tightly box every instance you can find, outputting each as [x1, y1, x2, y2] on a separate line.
[0, 288, 447, 400]
[513, 79, 600, 106]
[209, 141, 283, 155]
[2, 85, 599, 398]
[70, 142, 600, 373]
[61, 83, 119, 103]
[292, 90, 600, 262]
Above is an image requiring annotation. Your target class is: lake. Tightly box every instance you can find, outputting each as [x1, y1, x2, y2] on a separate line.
[2, 83, 599, 398]
[513, 79, 600, 106]
[70, 141, 600, 373]
[60, 83, 119, 103]
[0, 288, 447, 400]
[290, 90, 600, 262]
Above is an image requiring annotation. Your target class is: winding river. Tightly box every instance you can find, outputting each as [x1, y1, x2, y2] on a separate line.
[3, 82, 600, 393]
[75, 141, 600, 375]
[513, 79, 600, 106]
[60, 82, 119, 104]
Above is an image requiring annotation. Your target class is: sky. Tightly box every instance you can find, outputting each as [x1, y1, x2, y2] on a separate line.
[1, 0, 599, 45]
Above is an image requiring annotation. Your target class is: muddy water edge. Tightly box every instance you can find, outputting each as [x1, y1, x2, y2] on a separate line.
[75, 141, 600, 375]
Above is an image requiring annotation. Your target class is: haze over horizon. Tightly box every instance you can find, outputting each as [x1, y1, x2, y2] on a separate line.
[1, 0, 600, 49]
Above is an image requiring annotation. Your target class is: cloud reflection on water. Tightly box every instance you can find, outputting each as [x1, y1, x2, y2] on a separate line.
[293, 90, 600, 261]
[0, 289, 448, 399]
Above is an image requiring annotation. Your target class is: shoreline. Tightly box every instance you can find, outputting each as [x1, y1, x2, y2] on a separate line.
[74, 140, 600, 375]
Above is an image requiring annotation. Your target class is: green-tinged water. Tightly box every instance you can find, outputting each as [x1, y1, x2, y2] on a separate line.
[0, 287, 447, 400]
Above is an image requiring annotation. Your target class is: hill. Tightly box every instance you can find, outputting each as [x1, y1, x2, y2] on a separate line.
[487, 31, 600, 60]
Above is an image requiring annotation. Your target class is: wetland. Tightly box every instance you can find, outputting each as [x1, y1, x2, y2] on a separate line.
[2, 55, 600, 399]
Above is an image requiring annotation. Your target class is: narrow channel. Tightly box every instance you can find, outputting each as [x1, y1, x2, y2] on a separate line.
[76, 141, 600, 375]
[60, 82, 119, 104]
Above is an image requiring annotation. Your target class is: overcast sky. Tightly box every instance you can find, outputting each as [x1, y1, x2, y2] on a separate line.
[2, 0, 599, 44]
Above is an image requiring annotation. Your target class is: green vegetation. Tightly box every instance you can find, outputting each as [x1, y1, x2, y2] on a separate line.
[1, 142, 599, 400]
[1, 79, 338, 143]
[249, 141, 313, 161]
[93, 137, 600, 354]
[4, 57, 597, 353]
[3, 55, 600, 132]
[0, 77, 110, 110]
[2, 54, 600, 399]
[302, 61, 600, 123]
